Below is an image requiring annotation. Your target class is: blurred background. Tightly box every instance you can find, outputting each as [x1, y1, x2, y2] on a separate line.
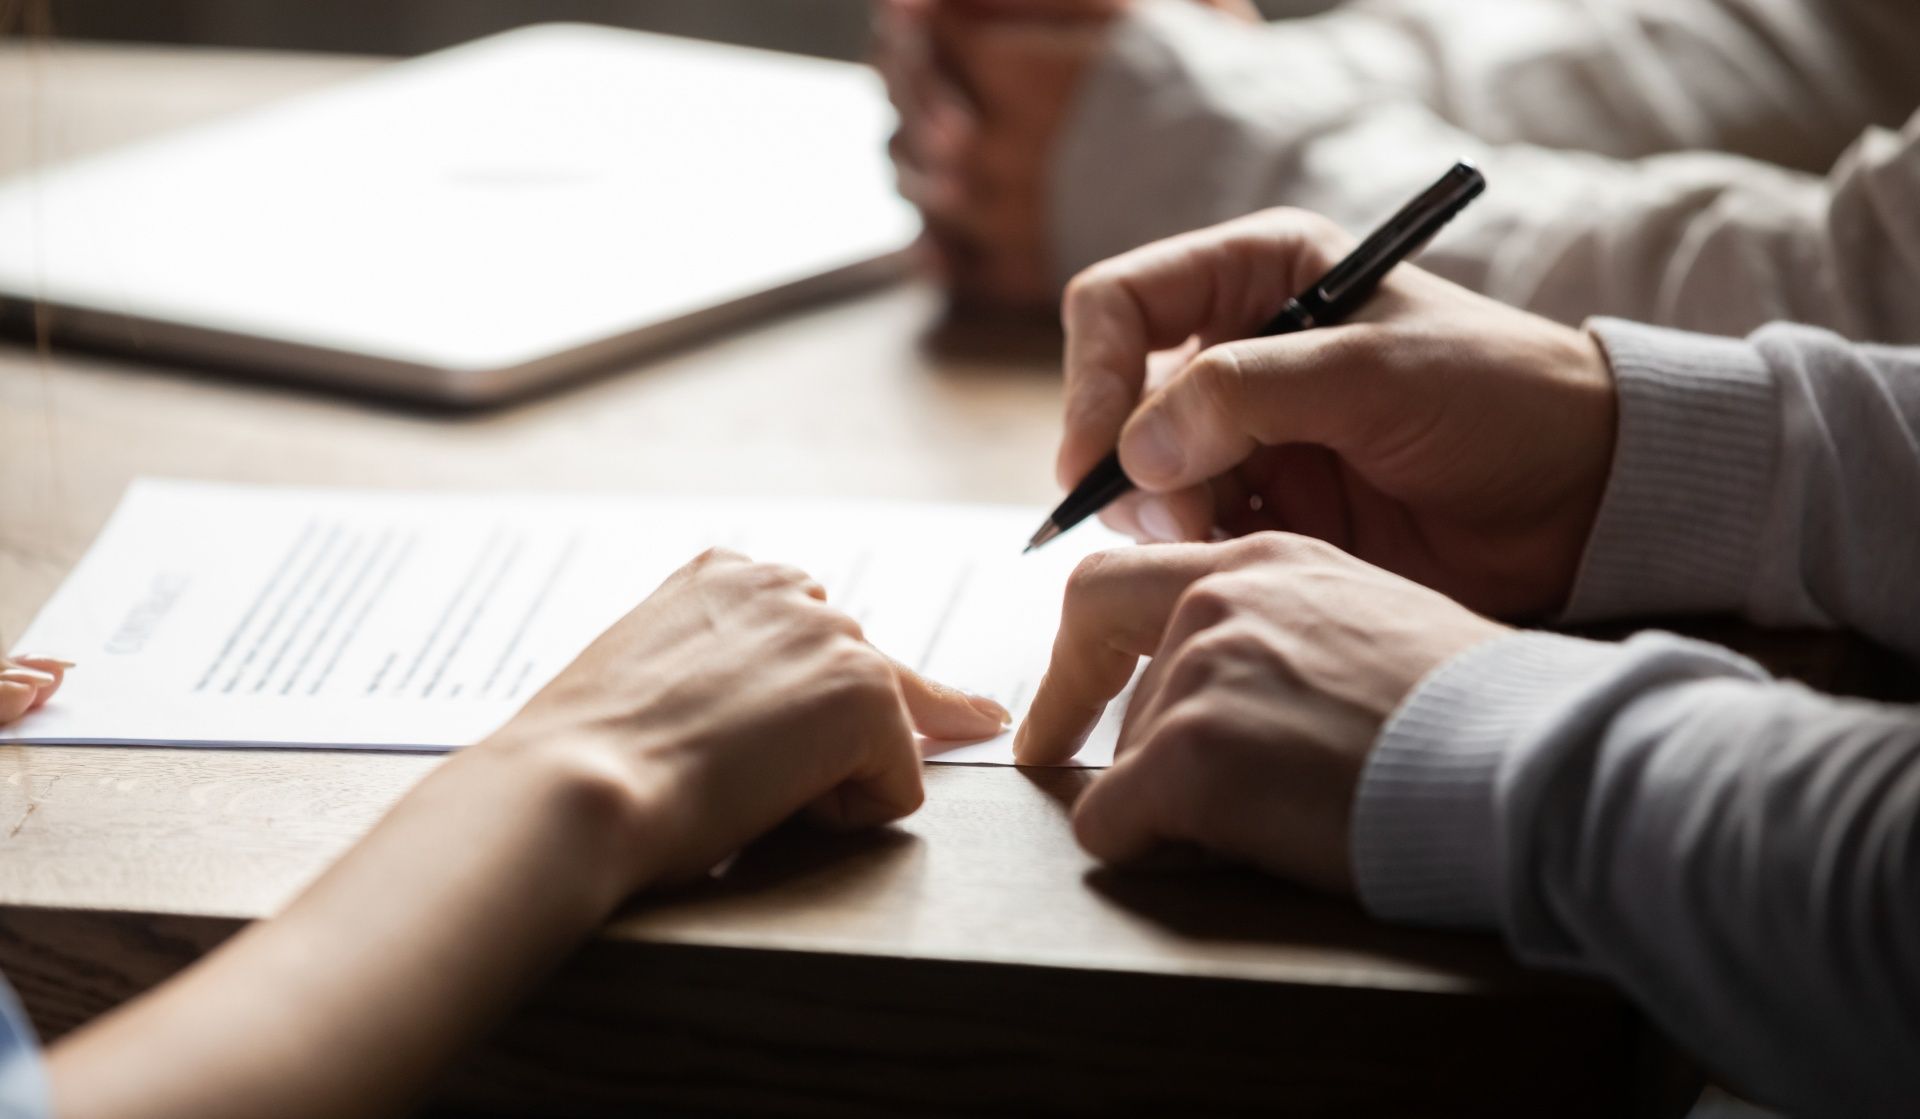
[36, 0, 1338, 60]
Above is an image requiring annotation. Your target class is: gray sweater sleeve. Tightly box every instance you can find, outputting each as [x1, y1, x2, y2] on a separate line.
[1567, 318, 1920, 655]
[1353, 632, 1920, 1117]
[1351, 323, 1920, 1114]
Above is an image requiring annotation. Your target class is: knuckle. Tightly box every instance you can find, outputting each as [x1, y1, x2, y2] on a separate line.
[1064, 549, 1117, 601]
[1142, 705, 1238, 835]
[821, 639, 896, 702]
[786, 599, 853, 637]
[689, 546, 749, 572]
[1183, 619, 1268, 667]
[1289, 206, 1350, 244]
[1185, 344, 1247, 408]
[1233, 529, 1326, 567]
[1156, 703, 1231, 760]
[1062, 265, 1118, 322]
[1159, 621, 1265, 701]
[816, 605, 865, 641]
[1172, 572, 1243, 627]
[743, 562, 808, 591]
[1234, 207, 1350, 263]
[1225, 208, 1359, 295]
[1274, 205, 1352, 251]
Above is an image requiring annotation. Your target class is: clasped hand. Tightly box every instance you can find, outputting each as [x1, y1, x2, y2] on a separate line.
[875, 0, 1257, 303]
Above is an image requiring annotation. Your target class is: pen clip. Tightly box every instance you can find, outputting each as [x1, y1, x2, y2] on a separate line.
[1317, 162, 1485, 306]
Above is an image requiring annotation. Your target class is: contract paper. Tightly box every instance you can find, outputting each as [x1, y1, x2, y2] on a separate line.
[1, 480, 1131, 766]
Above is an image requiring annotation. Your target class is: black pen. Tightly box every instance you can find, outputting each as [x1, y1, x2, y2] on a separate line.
[1024, 160, 1486, 553]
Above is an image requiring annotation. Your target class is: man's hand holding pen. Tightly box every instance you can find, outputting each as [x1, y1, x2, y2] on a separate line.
[1049, 204, 1619, 621]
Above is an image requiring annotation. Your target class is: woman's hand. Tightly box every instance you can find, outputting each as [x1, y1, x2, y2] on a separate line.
[1058, 207, 1618, 619]
[46, 550, 1006, 1119]
[0, 653, 70, 724]
[470, 547, 1008, 896]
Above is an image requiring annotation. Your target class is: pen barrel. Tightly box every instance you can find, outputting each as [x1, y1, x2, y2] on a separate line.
[1054, 452, 1135, 529]
[1261, 298, 1319, 336]
[1036, 161, 1484, 551]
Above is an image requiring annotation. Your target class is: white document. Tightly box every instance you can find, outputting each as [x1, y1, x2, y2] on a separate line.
[2, 481, 1131, 766]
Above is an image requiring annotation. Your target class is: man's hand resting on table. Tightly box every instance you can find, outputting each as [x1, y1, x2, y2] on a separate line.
[1014, 534, 1506, 891]
[1058, 207, 1620, 620]
[875, 0, 1257, 305]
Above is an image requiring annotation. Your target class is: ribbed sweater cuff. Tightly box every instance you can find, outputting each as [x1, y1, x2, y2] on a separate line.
[1352, 631, 1631, 929]
[1565, 319, 1778, 621]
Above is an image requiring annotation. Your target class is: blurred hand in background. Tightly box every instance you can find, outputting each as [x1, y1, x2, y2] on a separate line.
[874, 0, 1258, 305]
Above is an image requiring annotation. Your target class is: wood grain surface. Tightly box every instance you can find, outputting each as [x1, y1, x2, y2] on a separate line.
[0, 42, 1679, 1116]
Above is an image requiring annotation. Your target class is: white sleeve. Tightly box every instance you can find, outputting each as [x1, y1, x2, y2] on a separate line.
[1052, 1, 1920, 343]
[1251, 0, 1920, 168]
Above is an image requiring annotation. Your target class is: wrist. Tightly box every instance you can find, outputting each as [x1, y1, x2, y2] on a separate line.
[437, 730, 677, 918]
[1527, 322, 1618, 616]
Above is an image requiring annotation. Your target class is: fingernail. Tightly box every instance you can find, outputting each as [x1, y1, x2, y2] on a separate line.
[967, 694, 1012, 727]
[1137, 497, 1183, 543]
[1121, 414, 1183, 484]
[1011, 720, 1032, 761]
[0, 668, 54, 689]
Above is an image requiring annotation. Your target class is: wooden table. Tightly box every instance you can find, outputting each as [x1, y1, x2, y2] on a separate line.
[0, 42, 1669, 1117]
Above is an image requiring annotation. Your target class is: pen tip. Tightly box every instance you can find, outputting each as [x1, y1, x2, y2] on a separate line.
[1024, 521, 1062, 553]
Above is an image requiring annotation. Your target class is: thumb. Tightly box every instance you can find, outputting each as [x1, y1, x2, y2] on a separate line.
[1115, 328, 1404, 492]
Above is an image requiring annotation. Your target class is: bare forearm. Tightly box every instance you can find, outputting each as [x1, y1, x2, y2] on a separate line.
[35, 548, 968, 1119]
[46, 746, 638, 1119]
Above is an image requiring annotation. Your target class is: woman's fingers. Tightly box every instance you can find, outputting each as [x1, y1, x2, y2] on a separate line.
[0, 656, 70, 720]
[805, 729, 927, 830]
[1, 666, 55, 690]
[890, 656, 1011, 740]
[0, 681, 34, 725]
[13, 654, 72, 678]
[807, 663, 928, 830]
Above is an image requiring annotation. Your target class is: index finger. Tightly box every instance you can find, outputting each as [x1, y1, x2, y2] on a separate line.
[889, 655, 1012, 740]
[1056, 211, 1349, 489]
[1012, 542, 1236, 765]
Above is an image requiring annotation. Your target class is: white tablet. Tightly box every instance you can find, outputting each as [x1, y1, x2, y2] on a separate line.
[0, 24, 920, 404]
